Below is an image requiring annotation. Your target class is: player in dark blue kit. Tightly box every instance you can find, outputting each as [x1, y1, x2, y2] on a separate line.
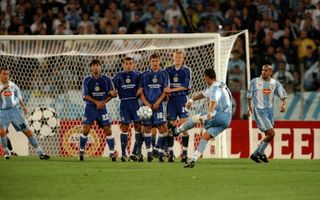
[139, 53, 169, 162]
[165, 50, 192, 162]
[112, 57, 143, 162]
[80, 59, 117, 161]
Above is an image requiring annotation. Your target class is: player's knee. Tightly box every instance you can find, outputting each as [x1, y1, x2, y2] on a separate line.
[134, 123, 142, 132]
[82, 125, 91, 135]
[103, 126, 112, 136]
[24, 129, 33, 137]
[202, 132, 213, 141]
[0, 129, 7, 136]
[144, 126, 152, 133]
[120, 124, 129, 133]
[158, 124, 167, 133]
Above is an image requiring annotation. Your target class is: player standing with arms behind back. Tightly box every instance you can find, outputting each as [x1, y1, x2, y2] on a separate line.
[0, 67, 50, 160]
[248, 64, 287, 163]
[165, 50, 192, 162]
[168, 68, 232, 168]
[140, 53, 169, 162]
[112, 57, 143, 162]
[80, 59, 117, 161]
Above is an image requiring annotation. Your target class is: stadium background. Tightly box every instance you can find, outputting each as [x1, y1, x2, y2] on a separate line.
[0, 0, 319, 159]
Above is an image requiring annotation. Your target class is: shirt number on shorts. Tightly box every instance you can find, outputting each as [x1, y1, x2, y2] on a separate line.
[157, 112, 163, 119]
[102, 114, 110, 121]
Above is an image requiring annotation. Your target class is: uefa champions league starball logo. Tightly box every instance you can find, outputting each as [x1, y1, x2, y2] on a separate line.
[94, 86, 100, 91]
[173, 76, 179, 82]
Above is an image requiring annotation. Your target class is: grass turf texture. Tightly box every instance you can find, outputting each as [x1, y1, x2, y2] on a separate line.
[1, 157, 319, 200]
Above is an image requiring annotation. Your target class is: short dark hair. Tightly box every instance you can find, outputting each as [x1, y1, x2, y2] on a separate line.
[0, 66, 9, 73]
[204, 68, 216, 79]
[89, 59, 100, 66]
[150, 53, 160, 60]
[122, 56, 134, 63]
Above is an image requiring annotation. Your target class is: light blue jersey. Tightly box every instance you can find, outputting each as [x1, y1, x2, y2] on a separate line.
[0, 81, 29, 131]
[247, 77, 287, 109]
[202, 81, 232, 137]
[203, 81, 232, 115]
[247, 76, 288, 131]
[0, 81, 22, 109]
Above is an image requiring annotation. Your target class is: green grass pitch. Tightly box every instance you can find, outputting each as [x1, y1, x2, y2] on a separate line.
[1, 157, 320, 200]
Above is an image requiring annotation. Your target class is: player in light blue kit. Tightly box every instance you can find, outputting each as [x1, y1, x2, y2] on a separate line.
[248, 64, 287, 163]
[80, 59, 117, 161]
[0, 67, 50, 160]
[168, 68, 232, 168]
[112, 57, 143, 162]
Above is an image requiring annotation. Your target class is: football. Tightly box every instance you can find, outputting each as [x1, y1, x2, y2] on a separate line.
[29, 106, 59, 138]
[137, 106, 153, 120]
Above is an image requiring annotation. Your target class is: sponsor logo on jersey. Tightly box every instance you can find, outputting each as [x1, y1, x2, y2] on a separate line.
[95, 86, 100, 91]
[3, 91, 12, 96]
[262, 88, 271, 95]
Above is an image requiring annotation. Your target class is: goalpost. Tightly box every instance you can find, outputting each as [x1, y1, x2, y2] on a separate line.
[0, 31, 250, 158]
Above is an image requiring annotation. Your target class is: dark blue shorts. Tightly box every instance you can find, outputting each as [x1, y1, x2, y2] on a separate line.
[83, 105, 112, 126]
[142, 103, 166, 126]
[120, 99, 141, 125]
[167, 96, 189, 121]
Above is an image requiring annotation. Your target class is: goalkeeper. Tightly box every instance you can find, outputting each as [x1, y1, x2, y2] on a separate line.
[168, 68, 232, 168]
[0, 67, 50, 160]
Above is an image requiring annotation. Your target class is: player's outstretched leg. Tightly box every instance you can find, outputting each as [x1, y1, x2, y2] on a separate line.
[168, 117, 197, 137]
[24, 130, 50, 160]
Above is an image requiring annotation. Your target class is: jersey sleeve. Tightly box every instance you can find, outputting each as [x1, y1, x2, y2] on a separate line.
[210, 86, 221, 103]
[247, 79, 255, 99]
[112, 73, 118, 90]
[82, 77, 89, 98]
[275, 81, 288, 99]
[181, 68, 192, 89]
[14, 84, 22, 100]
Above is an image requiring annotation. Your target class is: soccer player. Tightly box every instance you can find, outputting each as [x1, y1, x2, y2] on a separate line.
[248, 64, 287, 163]
[80, 59, 117, 161]
[140, 53, 169, 162]
[168, 68, 232, 168]
[0, 67, 50, 160]
[165, 50, 191, 162]
[112, 57, 143, 162]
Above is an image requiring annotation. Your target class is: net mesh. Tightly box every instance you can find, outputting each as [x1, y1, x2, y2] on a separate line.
[0, 32, 242, 157]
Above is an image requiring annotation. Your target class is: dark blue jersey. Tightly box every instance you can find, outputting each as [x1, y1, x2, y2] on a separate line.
[141, 69, 168, 104]
[112, 71, 141, 100]
[82, 74, 114, 106]
[165, 65, 192, 96]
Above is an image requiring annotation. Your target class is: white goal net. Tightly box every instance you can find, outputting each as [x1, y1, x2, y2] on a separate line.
[0, 32, 246, 158]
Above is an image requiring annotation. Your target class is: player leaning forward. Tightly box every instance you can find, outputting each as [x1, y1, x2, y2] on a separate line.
[248, 64, 287, 163]
[168, 68, 232, 168]
[0, 67, 50, 160]
[79, 59, 117, 161]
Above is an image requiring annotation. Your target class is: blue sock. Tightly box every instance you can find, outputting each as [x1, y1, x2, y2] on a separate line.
[144, 133, 152, 149]
[152, 135, 156, 148]
[258, 141, 269, 155]
[158, 134, 166, 157]
[167, 135, 174, 149]
[80, 134, 88, 150]
[177, 118, 196, 133]
[120, 133, 128, 157]
[28, 135, 44, 156]
[106, 135, 115, 154]
[1, 136, 10, 155]
[191, 139, 208, 161]
[131, 142, 137, 155]
[135, 132, 142, 155]
[182, 135, 189, 156]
